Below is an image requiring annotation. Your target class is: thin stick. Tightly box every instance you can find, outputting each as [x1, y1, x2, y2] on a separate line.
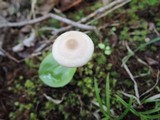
[87, 0, 131, 24]
[0, 13, 96, 30]
[0, 48, 20, 63]
[121, 91, 141, 105]
[134, 70, 151, 78]
[122, 43, 141, 105]
[49, 14, 96, 30]
[80, 0, 127, 23]
[0, 15, 50, 28]
[43, 93, 65, 104]
[123, 63, 141, 105]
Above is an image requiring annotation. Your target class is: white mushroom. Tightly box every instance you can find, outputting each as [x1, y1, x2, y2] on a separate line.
[52, 31, 94, 67]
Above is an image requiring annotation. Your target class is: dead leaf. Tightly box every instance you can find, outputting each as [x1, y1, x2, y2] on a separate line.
[6, 0, 21, 15]
[10, 0, 20, 11]
[145, 37, 150, 42]
[60, 0, 73, 6]
[93, 110, 100, 120]
[60, 0, 83, 12]
[23, 30, 36, 47]
[149, 22, 160, 36]
[0, 29, 5, 56]
[38, 0, 59, 15]
[109, 34, 118, 47]
[20, 25, 32, 33]
[0, 0, 9, 10]
[43, 93, 65, 104]
[0, 16, 8, 26]
[30, 0, 37, 18]
[102, 0, 110, 5]
[12, 30, 36, 52]
[145, 57, 158, 65]
[148, 22, 155, 31]
[12, 43, 24, 52]
[0, 50, 4, 56]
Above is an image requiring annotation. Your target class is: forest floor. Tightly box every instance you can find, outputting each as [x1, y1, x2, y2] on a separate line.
[0, 0, 160, 120]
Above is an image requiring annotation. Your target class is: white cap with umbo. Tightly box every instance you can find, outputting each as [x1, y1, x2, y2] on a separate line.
[52, 31, 94, 67]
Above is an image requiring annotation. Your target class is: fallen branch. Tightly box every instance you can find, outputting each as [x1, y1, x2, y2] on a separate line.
[0, 0, 130, 35]
[52, 0, 131, 34]
[0, 13, 96, 30]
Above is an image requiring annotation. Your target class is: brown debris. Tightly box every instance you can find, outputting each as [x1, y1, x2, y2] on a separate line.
[60, 0, 83, 12]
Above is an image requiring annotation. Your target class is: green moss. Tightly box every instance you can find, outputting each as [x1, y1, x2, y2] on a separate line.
[77, 77, 94, 97]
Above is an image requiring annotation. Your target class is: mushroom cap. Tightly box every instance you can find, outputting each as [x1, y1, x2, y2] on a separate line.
[52, 31, 94, 67]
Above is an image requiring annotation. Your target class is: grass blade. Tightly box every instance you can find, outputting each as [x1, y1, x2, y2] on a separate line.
[140, 107, 160, 115]
[106, 74, 111, 116]
[135, 37, 160, 52]
[94, 78, 108, 118]
[144, 114, 160, 119]
[116, 97, 133, 120]
[115, 95, 139, 116]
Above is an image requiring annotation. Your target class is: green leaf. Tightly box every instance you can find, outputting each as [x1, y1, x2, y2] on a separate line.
[98, 43, 105, 49]
[104, 49, 112, 55]
[39, 53, 76, 88]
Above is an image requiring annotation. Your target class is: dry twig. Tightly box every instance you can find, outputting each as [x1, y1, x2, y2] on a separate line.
[0, 48, 20, 63]
[121, 91, 141, 105]
[87, 0, 130, 24]
[0, 13, 96, 30]
[43, 93, 65, 104]
[0, 0, 130, 34]
[122, 42, 141, 105]
[81, 0, 129, 23]
[123, 63, 141, 105]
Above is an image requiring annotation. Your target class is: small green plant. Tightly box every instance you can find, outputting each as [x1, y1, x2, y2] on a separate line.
[98, 43, 112, 55]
